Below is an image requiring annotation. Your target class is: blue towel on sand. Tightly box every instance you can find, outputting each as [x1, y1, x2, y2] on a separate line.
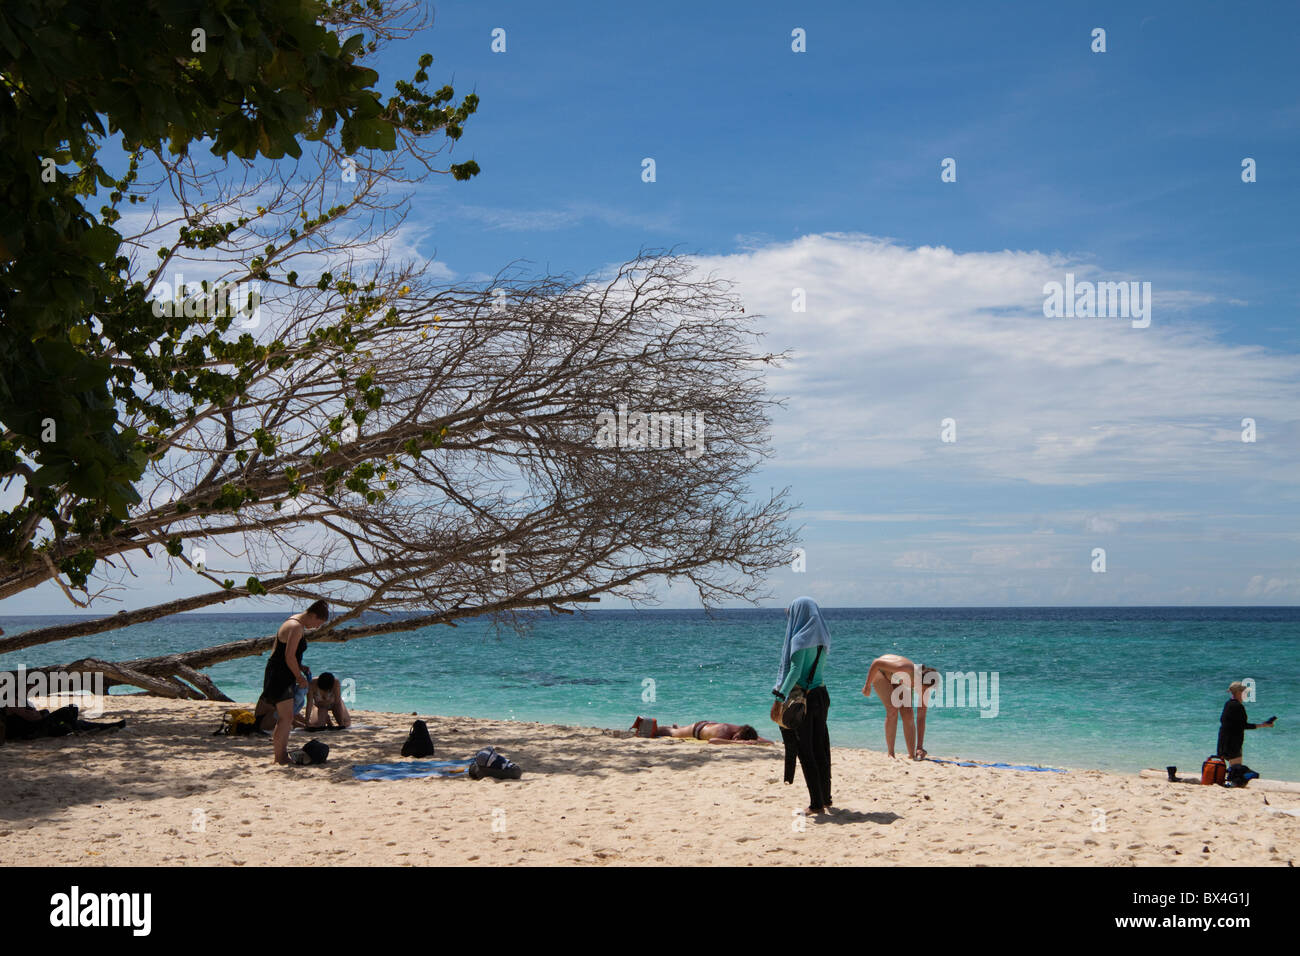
[352, 759, 475, 781]
[928, 758, 1066, 773]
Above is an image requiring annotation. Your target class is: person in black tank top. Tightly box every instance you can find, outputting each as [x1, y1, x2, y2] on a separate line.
[260, 600, 330, 765]
[263, 630, 308, 704]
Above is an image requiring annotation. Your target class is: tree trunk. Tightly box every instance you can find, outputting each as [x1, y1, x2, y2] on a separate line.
[0, 595, 601, 702]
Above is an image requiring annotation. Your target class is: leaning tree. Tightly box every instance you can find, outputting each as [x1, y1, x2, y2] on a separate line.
[0, 3, 796, 701]
[2, 248, 797, 698]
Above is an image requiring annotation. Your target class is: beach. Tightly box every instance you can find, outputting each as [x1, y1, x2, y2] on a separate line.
[7, 607, 1297, 781]
[2, 695, 1297, 867]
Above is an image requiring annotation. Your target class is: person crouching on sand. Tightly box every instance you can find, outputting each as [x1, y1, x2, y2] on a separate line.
[863, 654, 939, 759]
[771, 597, 832, 815]
[1217, 680, 1274, 784]
[260, 600, 329, 765]
[304, 672, 351, 730]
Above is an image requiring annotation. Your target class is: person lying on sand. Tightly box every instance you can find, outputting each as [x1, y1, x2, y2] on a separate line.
[1, 697, 125, 741]
[629, 716, 772, 744]
[303, 672, 351, 729]
[863, 654, 939, 760]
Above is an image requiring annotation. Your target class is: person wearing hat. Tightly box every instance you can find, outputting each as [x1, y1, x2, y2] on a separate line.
[1217, 681, 1275, 784]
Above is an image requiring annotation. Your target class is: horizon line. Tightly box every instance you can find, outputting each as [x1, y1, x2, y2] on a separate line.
[3, 603, 1300, 619]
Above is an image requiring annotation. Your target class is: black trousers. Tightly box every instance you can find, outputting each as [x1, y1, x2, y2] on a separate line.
[781, 686, 831, 809]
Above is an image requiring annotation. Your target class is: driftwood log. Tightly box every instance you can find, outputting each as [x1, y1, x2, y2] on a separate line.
[6, 650, 260, 702]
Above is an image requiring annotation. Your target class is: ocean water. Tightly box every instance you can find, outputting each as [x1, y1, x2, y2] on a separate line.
[2, 607, 1297, 781]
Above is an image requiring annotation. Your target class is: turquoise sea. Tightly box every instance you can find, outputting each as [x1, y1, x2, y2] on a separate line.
[2, 607, 1297, 781]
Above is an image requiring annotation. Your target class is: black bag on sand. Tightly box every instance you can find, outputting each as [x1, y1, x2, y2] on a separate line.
[9, 705, 78, 740]
[401, 720, 435, 758]
[303, 739, 329, 764]
[467, 746, 522, 780]
[290, 739, 330, 765]
[44, 705, 79, 737]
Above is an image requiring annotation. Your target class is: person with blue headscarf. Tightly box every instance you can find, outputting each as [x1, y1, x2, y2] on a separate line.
[770, 596, 832, 814]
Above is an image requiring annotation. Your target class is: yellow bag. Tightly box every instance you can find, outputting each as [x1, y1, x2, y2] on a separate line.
[214, 708, 258, 736]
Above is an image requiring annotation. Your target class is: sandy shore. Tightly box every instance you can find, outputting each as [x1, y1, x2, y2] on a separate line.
[2, 695, 1297, 866]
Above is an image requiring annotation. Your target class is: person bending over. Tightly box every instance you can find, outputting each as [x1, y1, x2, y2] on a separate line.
[863, 654, 939, 759]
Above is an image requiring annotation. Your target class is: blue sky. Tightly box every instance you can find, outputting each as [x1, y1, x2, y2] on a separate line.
[393, 0, 1297, 342]
[385, 2, 1300, 607]
[9, 1, 1299, 612]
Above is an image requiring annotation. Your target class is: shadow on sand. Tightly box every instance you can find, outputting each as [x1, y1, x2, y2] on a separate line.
[819, 809, 901, 825]
[0, 707, 783, 823]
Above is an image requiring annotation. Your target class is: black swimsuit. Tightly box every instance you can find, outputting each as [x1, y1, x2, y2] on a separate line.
[262, 631, 306, 704]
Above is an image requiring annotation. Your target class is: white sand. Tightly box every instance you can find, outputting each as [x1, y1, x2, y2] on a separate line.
[2, 696, 1297, 866]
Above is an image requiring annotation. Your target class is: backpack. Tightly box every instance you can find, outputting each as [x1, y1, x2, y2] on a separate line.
[1201, 755, 1227, 786]
[467, 746, 522, 780]
[400, 720, 435, 757]
[290, 739, 329, 765]
[213, 709, 259, 736]
[43, 705, 79, 737]
[1225, 763, 1258, 788]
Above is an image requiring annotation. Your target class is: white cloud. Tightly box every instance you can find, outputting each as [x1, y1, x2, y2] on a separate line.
[1244, 576, 1300, 598]
[969, 547, 1022, 566]
[893, 551, 953, 571]
[690, 234, 1300, 487]
[1083, 515, 1119, 534]
[800, 510, 953, 523]
[445, 202, 676, 234]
